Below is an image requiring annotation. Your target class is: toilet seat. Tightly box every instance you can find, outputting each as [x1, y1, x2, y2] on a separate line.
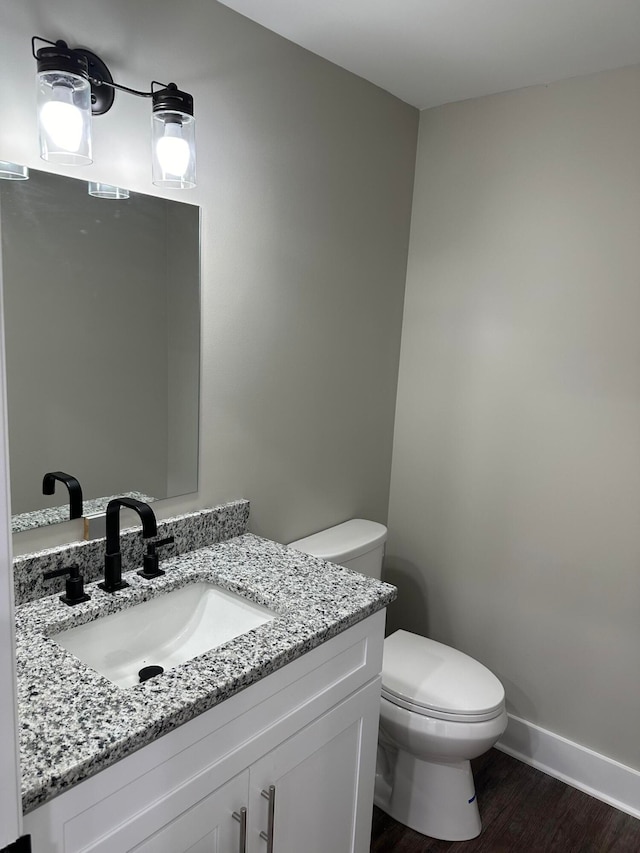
[381, 631, 505, 724]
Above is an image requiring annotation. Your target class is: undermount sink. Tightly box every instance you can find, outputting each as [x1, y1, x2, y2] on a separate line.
[53, 582, 277, 688]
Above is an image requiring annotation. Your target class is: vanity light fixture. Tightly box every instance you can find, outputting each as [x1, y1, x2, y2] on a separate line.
[88, 182, 130, 199]
[0, 161, 29, 180]
[32, 37, 196, 188]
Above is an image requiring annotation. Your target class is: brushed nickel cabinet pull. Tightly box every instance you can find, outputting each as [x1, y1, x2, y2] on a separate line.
[232, 806, 247, 853]
[259, 785, 276, 852]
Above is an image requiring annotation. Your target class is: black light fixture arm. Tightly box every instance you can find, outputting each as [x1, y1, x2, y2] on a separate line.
[94, 79, 153, 100]
[89, 78, 182, 101]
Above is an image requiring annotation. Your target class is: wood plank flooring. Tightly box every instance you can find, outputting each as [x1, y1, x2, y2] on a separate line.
[370, 749, 640, 852]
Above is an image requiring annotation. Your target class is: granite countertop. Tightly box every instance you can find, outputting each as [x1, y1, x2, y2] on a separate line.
[16, 532, 396, 814]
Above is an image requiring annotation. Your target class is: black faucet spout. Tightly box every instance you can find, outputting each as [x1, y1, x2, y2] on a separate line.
[99, 498, 158, 593]
[42, 471, 83, 519]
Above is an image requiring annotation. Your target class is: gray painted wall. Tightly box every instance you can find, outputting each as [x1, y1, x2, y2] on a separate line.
[1, 0, 417, 551]
[388, 65, 640, 770]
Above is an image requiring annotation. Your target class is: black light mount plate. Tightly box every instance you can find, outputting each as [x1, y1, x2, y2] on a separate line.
[76, 47, 115, 115]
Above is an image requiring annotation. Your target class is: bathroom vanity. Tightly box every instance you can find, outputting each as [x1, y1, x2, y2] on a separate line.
[15, 516, 395, 853]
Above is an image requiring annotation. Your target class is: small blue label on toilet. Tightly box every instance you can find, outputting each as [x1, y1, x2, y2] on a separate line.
[468, 794, 476, 804]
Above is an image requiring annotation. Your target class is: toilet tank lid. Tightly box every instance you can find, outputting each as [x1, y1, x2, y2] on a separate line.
[288, 519, 387, 563]
[382, 630, 505, 717]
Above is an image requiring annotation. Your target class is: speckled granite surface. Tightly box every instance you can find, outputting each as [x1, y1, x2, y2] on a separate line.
[11, 491, 156, 534]
[14, 500, 250, 605]
[16, 533, 396, 814]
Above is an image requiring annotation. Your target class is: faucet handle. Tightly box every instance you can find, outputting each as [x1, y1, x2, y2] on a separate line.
[137, 536, 175, 580]
[43, 564, 91, 606]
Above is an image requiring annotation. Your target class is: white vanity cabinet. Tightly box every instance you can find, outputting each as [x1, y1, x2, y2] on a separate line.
[24, 611, 384, 853]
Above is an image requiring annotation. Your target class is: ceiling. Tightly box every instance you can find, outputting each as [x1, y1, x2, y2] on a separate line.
[216, 0, 640, 109]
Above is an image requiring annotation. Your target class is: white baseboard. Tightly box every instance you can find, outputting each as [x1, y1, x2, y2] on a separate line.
[496, 714, 640, 820]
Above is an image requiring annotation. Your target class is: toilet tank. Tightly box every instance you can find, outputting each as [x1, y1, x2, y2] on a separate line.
[288, 519, 387, 580]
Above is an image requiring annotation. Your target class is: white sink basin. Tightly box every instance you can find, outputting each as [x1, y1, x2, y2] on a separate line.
[53, 582, 277, 688]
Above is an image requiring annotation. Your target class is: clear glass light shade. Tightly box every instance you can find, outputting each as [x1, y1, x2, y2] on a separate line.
[37, 70, 92, 165]
[0, 162, 29, 180]
[151, 111, 196, 189]
[88, 182, 130, 199]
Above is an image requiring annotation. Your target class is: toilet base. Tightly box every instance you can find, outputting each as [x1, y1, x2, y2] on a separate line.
[375, 748, 482, 841]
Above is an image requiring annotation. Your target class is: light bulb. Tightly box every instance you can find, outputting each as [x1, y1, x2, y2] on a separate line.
[40, 87, 84, 152]
[156, 122, 190, 177]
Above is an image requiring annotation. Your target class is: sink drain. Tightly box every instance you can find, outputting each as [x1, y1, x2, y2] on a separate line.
[139, 665, 164, 683]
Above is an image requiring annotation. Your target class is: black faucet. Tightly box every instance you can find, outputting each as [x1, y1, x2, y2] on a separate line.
[42, 471, 83, 519]
[99, 497, 158, 593]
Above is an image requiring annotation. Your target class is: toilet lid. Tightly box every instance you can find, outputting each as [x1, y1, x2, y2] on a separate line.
[381, 631, 505, 721]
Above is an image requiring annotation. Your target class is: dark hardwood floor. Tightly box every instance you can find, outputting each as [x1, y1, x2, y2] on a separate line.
[370, 749, 640, 852]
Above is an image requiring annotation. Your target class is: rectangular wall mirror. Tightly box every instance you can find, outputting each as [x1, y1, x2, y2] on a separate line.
[0, 168, 200, 533]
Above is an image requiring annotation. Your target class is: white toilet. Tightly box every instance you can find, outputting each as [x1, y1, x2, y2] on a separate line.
[288, 519, 508, 842]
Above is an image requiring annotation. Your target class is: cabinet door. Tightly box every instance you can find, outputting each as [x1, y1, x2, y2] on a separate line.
[248, 679, 380, 853]
[88, 770, 249, 853]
